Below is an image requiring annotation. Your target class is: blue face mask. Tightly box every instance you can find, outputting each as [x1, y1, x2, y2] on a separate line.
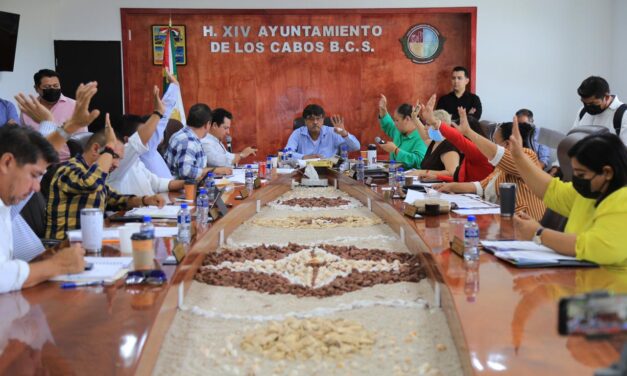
[428, 127, 445, 142]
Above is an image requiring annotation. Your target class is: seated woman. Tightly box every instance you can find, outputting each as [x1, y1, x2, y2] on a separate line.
[433, 107, 546, 221]
[377, 94, 427, 169]
[508, 121, 627, 268]
[407, 108, 461, 180]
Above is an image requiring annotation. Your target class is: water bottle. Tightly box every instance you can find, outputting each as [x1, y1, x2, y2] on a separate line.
[464, 215, 480, 261]
[280, 148, 287, 167]
[388, 159, 396, 186]
[339, 144, 349, 172]
[356, 157, 365, 182]
[286, 147, 293, 161]
[196, 188, 209, 226]
[266, 156, 273, 180]
[140, 215, 155, 237]
[245, 164, 254, 191]
[464, 260, 480, 303]
[396, 167, 405, 190]
[205, 172, 216, 204]
[177, 203, 191, 244]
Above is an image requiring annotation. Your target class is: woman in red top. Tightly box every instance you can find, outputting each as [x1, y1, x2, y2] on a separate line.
[418, 95, 494, 182]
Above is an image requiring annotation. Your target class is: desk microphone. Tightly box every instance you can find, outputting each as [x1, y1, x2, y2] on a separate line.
[374, 136, 386, 145]
[225, 135, 232, 152]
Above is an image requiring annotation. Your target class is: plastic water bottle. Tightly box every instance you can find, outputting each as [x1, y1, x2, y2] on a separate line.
[196, 188, 209, 226]
[140, 215, 155, 237]
[339, 144, 349, 172]
[205, 172, 216, 204]
[280, 149, 287, 167]
[388, 159, 396, 186]
[177, 203, 191, 244]
[266, 156, 272, 180]
[356, 157, 365, 182]
[396, 167, 405, 190]
[245, 164, 254, 191]
[464, 215, 480, 261]
[286, 147, 293, 161]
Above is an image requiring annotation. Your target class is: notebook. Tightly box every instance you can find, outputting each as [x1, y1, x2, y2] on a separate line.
[480, 240, 597, 268]
[50, 257, 133, 282]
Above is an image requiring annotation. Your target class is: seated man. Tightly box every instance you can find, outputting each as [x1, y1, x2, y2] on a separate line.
[377, 95, 427, 169]
[107, 85, 185, 196]
[45, 123, 164, 240]
[285, 104, 360, 159]
[0, 125, 85, 293]
[516, 108, 551, 169]
[201, 108, 256, 171]
[0, 96, 18, 125]
[165, 103, 215, 181]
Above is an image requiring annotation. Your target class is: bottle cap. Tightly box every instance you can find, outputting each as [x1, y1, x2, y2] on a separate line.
[467, 215, 476, 222]
[181, 203, 188, 209]
[390, 159, 395, 163]
[206, 172, 213, 177]
[143, 215, 151, 222]
[397, 167, 404, 172]
[358, 156, 363, 160]
[199, 188, 207, 194]
[246, 164, 252, 168]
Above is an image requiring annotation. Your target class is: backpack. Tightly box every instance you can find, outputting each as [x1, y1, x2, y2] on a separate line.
[578, 103, 627, 136]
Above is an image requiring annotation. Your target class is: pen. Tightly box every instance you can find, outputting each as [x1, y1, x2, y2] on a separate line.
[60, 280, 104, 289]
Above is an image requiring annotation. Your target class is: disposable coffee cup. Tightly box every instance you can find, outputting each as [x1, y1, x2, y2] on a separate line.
[367, 144, 377, 167]
[499, 183, 517, 217]
[80, 208, 103, 253]
[131, 232, 155, 270]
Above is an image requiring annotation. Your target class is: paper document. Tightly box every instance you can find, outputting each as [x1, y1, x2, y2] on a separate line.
[480, 240, 579, 262]
[51, 257, 132, 282]
[453, 208, 501, 216]
[125, 205, 181, 219]
[67, 226, 178, 241]
[404, 190, 497, 209]
[277, 168, 295, 174]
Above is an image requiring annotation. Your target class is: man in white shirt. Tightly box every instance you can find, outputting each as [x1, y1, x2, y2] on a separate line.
[107, 83, 185, 196]
[201, 108, 257, 170]
[0, 125, 84, 294]
[572, 76, 627, 143]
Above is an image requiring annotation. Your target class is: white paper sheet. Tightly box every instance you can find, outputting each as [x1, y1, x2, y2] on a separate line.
[51, 257, 133, 282]
[66, 226, 178, 241]
[480, 240, 579, 262]
[453, 208, 501, 216]
[277, 168, 295, 174]
[125, 205, 181, 219]
[404, 190, 497, 209]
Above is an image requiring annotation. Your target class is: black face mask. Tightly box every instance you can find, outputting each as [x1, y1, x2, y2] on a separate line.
[572, 175, 601, 199]
[583, 103, 604, 115]
[41, 88, 61, 103]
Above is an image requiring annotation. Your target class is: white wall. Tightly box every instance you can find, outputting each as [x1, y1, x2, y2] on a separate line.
[0, 0, 620, 132]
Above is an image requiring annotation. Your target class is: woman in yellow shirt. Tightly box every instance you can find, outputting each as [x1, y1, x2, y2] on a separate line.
[509, 119, 627, 268]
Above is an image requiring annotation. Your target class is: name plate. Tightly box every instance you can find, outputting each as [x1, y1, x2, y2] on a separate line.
[253, 177, 262, 189]
[238, 188, 250, 199]
[209, 207, 221, 220]
[173, 242, 187, 264]
[450, 236, 465, 257]
[403, 204, 418, 218]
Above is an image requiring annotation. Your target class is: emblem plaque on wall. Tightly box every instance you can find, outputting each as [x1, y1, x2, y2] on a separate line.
[400, 24, 445, 64]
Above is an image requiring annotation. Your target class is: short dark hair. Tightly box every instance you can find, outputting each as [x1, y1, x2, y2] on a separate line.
[115, 114, 150, 140]
[302, 104, 325, 118]
[211, 108, 233, 127]
[515, 109, 534, 123]
[0, 124, 58, 165]
[396, 103, 413, 119]
[452, 66, 469, 78]
[466, 115, 487, 139]
[568, 133, 627, 206]
[498, 122, 534, 149]
[34, 69, 60, 87]
[187, 103, 212, 128]
[84, 130, 107, 151]
[577, 76, 610, 99]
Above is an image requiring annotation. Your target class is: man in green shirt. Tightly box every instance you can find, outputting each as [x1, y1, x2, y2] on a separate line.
[377, 94, 427, 169]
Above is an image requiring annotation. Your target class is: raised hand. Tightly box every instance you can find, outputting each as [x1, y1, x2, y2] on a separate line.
[457, 106, 472, 136]
[104, 113, 117, 148]
[14, 93, 54, 123]
[331, 115, 348, 137]
[164, 67, 179, 86]
[66, 82, 100, 132]
[378, 94, 388, 117]
[153, 85, 166, 115]
[411, 99, 423, 124]
[508, 115, 525, 157]
[421, 94, 439, 127]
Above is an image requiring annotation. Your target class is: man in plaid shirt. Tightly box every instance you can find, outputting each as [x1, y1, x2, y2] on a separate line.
[46, 116, 165, 240]
[164, 103, 215, 181]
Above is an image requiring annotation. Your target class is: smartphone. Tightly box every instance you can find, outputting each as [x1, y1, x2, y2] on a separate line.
[558, 291, 627, 336]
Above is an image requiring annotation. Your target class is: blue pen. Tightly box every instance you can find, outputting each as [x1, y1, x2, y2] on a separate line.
[60, 280, 104, 289]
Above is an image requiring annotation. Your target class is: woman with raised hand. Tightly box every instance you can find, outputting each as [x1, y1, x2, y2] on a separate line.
[508, 119, 627, 268]
[429, 99, 545, 220]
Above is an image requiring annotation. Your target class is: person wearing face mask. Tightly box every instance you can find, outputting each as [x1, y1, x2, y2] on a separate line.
[433, 116, 546, 220]
[572, 76, 627, 144]
[19, 69, 84, 162]
[377, 94, 427, 169]
[406, 108, 460, 180]
[508, 120, 627, 268]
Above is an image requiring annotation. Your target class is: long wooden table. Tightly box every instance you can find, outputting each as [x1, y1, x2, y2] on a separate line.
[1, 171, 624, 375]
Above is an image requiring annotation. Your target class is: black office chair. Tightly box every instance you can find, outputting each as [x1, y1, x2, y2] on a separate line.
[293, 117, 334, 130]
[66, 131, 93, 158]
[557, 126, 608, 182]
[19, 192, 47, 238]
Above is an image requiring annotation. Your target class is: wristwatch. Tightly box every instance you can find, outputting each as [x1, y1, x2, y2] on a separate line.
[152, 110, 164, 119]
[57, 124, 72, 140]
[532, 226, 545, 245]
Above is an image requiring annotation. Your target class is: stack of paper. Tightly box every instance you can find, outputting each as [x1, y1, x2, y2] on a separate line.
[125, 205, 181, 219]
[480, 240, 596, 268]
[404, 190, 498, 209]
[66, 226, 178, 241]
[51, 257, 133, 282]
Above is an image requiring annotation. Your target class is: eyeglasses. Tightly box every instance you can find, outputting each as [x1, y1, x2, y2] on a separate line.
[125, 270, 167, 286]
[305, 115, 324, 122]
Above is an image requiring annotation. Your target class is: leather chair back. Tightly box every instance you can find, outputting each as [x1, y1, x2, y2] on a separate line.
[557, 126, 609, 182]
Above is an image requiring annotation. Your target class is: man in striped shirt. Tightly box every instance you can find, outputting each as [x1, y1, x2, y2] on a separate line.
[45, 120, 164, 240]
[165, 103, 214, 181]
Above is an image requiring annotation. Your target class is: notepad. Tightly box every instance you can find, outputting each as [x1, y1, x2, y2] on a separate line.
[404, 190, 497, 209]
[51, 257, 133, 282]
[453, 208, 501, 216]
[125, 205, 181, 219]
[480, 240, 597, 268]
[66, 226, 178, 241]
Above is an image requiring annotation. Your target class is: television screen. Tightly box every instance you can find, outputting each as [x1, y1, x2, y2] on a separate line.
[0, 11, 20, 71]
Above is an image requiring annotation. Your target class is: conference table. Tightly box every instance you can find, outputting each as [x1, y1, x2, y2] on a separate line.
[0, 170, 624, 375]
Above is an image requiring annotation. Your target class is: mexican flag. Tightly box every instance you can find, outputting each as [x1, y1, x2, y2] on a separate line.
[162, 21, 186, 124]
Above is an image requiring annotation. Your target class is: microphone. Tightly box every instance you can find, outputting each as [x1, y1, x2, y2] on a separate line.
[374, 136, 386, 145]
[225, 135, 232, 153]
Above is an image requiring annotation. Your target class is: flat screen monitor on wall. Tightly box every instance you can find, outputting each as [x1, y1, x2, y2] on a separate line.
[0, 11, 20, 72]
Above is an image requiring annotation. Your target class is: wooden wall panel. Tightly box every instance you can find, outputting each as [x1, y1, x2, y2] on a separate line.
[121, 8, 476, 161]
